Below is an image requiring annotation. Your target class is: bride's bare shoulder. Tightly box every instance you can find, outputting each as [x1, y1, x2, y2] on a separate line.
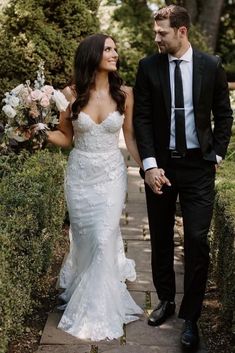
[62, 85, 77, 103]
[121, 85, 133, 96]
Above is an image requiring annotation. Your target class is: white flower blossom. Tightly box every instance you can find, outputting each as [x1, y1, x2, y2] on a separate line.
[8, 95, 20, 108]
[1, 63, 69, 149]
[2, 93, 10, 104]
[5, 126, 27, 142]
[52, 90, 69, 111]
[2, 104, 17, 118]
[34, 123, 49, 132]
[11, 84, 24, 95]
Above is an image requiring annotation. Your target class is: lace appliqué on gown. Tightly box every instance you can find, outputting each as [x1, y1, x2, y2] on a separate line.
[58, 111, 143, 341]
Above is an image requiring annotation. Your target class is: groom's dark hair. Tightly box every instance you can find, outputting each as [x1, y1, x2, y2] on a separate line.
[154, 5, 191, 31]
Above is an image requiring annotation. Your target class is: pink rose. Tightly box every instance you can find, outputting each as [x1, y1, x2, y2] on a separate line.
[40, 94, 50, 108]
[42, 85, 54, 96]
[23, 94, 32, 105]
[31, 89, 43, 101]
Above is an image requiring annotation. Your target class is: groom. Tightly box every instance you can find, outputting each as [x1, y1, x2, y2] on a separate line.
[133, 4, 233, 349]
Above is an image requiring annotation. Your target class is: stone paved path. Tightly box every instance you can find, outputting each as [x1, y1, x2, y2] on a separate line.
[36, 136, 207, 353]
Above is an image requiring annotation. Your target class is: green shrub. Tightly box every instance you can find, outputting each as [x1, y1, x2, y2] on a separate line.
[0, 0, 100, 98]
[0, 149, 66, 352]
[189, 24, 212, 53]
[211, 158, 235, 324]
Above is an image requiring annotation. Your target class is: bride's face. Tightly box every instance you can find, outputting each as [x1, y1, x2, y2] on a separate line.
[98, 38, 118, 72]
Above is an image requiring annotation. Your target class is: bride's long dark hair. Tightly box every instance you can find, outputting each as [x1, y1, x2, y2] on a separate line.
[71, 34, 126, 119]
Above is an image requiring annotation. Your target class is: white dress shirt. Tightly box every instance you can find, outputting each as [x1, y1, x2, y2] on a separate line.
[143, 45, 222, 171]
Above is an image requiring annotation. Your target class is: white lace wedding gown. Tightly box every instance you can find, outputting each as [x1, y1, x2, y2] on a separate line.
[58, 110, 143, 341]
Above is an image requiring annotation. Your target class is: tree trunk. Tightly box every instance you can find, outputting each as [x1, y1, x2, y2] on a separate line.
[184, 0, 198, 24]
[198, 0, 224, 51]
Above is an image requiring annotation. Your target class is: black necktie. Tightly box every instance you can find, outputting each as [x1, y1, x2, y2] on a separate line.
[174, 60, 187, 154]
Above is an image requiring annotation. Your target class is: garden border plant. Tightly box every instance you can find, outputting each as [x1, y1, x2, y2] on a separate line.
[210, 125, 235, 338]
[0, 149, 66, 353]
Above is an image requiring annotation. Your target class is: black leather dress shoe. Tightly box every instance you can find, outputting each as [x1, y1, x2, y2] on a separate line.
[181, 320, 199, 349]
[148, 300, 176, 326]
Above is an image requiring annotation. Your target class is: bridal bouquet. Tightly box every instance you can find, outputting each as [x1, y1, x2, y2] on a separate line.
[1, 62, 69, 149]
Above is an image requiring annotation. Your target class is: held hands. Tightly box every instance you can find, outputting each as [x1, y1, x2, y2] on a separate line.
[145, 168, 171, 195]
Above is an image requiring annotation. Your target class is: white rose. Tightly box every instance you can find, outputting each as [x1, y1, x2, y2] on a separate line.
[11, 84, 24, 95]
[2, 104, 17, 118]
[8, 95, 20, 108]
[5, 126, 27, 142]
[2, 93, 10, 104]
[52, 90, 69, 111]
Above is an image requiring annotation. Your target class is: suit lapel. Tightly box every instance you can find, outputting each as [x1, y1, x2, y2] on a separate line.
[192, 50, 204, 114]
[158, 54, 171, 121]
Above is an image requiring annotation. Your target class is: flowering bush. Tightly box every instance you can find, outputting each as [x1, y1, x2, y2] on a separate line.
[1, 62, 69, 149]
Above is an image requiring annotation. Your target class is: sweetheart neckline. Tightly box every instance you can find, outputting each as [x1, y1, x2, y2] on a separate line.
[79, 110, 121, 126]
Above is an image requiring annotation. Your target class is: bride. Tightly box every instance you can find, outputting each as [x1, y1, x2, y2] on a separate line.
[43, 34, 143, 341]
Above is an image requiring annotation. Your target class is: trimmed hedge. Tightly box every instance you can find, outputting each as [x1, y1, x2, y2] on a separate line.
[0, 149, 66, 353]
[211, 125, 235, 327]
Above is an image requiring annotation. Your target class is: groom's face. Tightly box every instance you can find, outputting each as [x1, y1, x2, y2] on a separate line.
[154, 19, 182, 55]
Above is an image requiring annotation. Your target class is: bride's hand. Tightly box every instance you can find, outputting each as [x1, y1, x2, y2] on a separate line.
[145, 168, 171, 195]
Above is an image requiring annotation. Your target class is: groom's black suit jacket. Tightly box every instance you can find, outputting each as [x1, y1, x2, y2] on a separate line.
[134, 49, 233, 168]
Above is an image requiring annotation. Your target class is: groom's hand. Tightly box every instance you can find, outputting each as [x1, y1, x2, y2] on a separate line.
[145, 168, 171, 195]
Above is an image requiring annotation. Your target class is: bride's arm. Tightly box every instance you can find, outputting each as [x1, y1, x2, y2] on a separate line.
[46, 87, 74, 148]
[122, 86, 142, 168]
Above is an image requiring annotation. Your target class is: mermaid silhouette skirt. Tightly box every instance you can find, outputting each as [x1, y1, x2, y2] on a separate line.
[57, 111, 143, 341]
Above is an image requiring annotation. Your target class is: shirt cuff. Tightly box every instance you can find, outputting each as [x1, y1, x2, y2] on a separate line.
[216, 155, 223, 164]
[143, 157, 158, 171]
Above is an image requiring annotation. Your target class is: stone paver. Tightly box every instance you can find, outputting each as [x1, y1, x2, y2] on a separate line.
[37, 138, 207, 353]
[37, 346, 91, 353]
[127, 240, 151, 271]
[40, 312, 121, 347]
[129, 291, 146, 309]
[150, 293, 183, 309]
[40, 312, 87, 345]
[122, 228, 150, 241]
[127, 271, 156, 292]
[99, 345, 168, 353]
[125, 318, 182, 346]
[127, 271, 184, 293]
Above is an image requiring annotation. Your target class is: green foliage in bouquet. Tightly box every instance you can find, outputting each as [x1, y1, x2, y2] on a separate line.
[0, 0, 100, 98]
[0, 149, 66, 352]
